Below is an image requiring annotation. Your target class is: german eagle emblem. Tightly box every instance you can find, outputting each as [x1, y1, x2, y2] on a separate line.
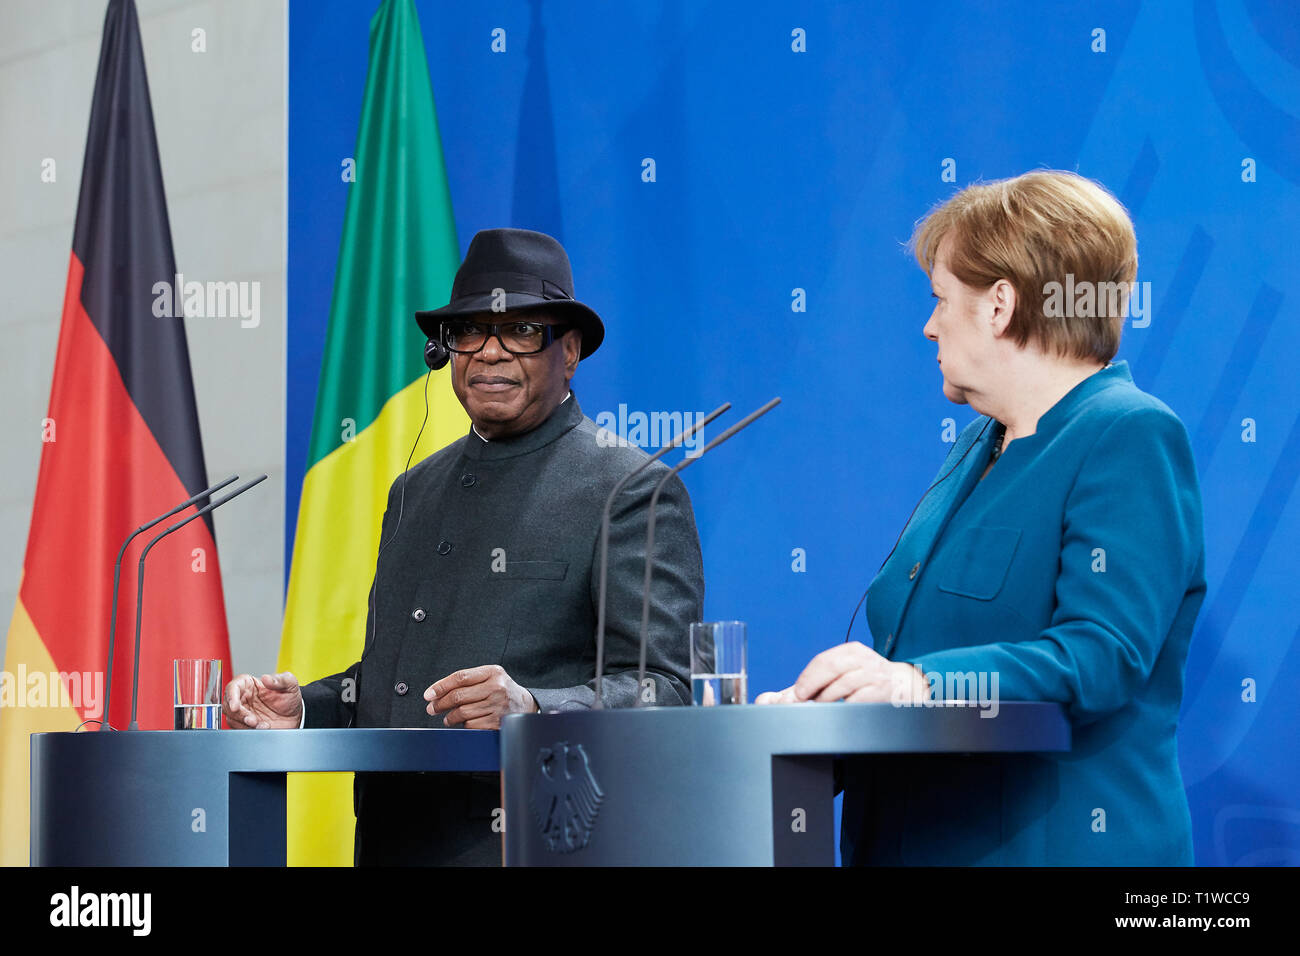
[530, 741, 604, 853]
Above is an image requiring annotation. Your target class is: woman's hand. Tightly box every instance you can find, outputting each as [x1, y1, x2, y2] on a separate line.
[755, 642, 929, 704]
[754, 685, 799, 705]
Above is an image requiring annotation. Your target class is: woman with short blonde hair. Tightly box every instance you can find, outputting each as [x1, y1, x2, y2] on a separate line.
[760, 170, 1206, 866]
[910, 170, 1138, 362]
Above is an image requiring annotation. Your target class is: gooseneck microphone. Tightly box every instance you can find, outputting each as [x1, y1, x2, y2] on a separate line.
[591, 403, 732, 709]
[127, 474, 267, 730]
[101, 474, 239, 731]
[632, 397, 782, 706]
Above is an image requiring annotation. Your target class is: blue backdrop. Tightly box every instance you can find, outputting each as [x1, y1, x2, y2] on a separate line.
[287, 0, 1300, 865]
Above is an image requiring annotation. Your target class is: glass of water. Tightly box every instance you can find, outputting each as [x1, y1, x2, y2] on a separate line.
[174, 659, 222, 729]
[690, 621, 747, 706]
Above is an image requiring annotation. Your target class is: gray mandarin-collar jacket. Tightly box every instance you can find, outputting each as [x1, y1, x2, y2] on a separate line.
[300, 393, 704, 863]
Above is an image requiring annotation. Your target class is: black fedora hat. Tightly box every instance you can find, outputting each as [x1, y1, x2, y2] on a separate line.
[415, 228, 605, 359]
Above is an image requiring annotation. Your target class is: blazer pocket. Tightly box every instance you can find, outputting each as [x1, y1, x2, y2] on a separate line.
[935, 526, 1021, 601]
[496, 561, 570, 674]
[500, 560, 568, 581]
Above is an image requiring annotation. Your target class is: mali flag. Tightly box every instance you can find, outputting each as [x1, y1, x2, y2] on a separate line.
[0, 0, 232, 865]
[279, 0, 467, 866]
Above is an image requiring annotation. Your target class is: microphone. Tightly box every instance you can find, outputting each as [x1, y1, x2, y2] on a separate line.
[592, 403, 731, 709]
[101, 474, 240, 731]
[127, 474, 267, 730]
[634, 397, 781, 705]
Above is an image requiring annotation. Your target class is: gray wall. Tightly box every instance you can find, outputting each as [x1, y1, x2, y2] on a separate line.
[0, 0, 286, 677]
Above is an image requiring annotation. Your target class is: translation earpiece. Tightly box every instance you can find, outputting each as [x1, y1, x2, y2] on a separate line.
[424, 337, 449, 370]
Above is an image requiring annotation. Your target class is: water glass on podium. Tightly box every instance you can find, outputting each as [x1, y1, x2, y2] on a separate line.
[690, 621, 747, 705]
[174, 658, 222, 729]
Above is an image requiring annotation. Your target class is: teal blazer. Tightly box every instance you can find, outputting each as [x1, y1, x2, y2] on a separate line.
[842, 361, 1206, 865]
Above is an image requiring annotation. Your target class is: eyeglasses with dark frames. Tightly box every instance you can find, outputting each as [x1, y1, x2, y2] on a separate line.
[440, 319, 572, 355]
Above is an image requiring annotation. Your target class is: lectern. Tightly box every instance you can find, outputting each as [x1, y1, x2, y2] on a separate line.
[30, 728, 498, 865]
[501, 702, 1069, 865]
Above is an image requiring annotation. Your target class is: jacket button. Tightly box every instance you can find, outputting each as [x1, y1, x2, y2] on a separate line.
[394, 681, 408, 696]
[908, 562, 920, 580]
[461, 473, 476, 488]
[437, 540, 452, 555]
[411, 607, 426, 621]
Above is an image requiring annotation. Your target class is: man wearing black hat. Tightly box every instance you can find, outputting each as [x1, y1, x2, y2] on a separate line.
[223, 228, 705, 865]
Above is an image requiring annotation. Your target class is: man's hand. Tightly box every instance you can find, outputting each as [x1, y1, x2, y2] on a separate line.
[223, 672, 304, 729]
[425, 665, 536, 729]
[755, 642, 929, 705]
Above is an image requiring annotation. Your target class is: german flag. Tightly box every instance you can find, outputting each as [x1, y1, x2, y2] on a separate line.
[0, 0, 232, 865]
